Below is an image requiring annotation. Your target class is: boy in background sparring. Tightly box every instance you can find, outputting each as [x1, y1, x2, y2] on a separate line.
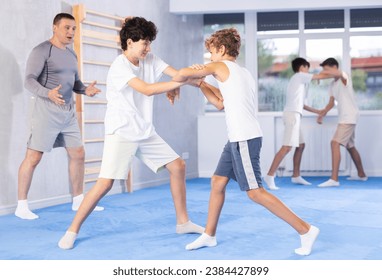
[317, 57, 367, 187]
[173, 28, 319, 255]
[264, 57, 342, 190]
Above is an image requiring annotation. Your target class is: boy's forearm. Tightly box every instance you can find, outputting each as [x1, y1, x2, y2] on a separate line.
[316, 69, 342, 80]
[321, 101, 334, 115]
[303, 105, 320, 114]
[173, 68, 197, 82]
[200, 82, 224, 110]
[145, 81, 183, 96]
[204, 82, 222, 100]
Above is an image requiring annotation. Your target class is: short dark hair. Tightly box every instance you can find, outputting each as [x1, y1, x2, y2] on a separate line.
[291, 57, 310, 73]
[120, 17, 157, 51]
[320, 57, 339, 68]
[53, 13, 75, 25]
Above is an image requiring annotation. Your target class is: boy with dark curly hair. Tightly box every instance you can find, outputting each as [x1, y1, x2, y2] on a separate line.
[58, 17, 203, 249]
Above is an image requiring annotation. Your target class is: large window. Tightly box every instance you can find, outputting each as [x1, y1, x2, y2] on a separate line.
[350, 36, 382, 110]
[349, 9, 382, 110]
[256, 8, 382, 112]
[256, 11, 299, 112]
[257, 38, 299, 112]
[203, 8, 382, 112]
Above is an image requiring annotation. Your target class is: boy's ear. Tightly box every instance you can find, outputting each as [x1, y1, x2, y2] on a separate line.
[219, 45, 226, 55]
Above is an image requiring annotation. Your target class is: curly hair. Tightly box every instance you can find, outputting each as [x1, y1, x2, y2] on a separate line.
[120, 17, 157, 51]
[205, 28, 241, 58]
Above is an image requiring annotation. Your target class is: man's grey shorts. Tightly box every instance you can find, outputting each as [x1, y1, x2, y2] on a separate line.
[27, 96, 83, 152]
[214, 137, 264, 191]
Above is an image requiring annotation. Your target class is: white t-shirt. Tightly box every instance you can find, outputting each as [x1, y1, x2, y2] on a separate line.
[104, 53, 168, 141]
[284, 72, 313, 115]
[329, 72, 359, 124]
[216, 60, 263, 142]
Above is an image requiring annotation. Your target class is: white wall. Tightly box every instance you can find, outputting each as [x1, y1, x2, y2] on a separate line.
[0, 0, 204, 215]
[198, 112, 382, 178]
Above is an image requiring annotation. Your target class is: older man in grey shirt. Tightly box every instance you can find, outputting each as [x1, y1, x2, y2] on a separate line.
[15, 13, 103, 219]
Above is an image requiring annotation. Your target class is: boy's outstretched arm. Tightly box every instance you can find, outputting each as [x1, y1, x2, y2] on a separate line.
[128, 77, 184, 96]
[303, 104, 321, 114]
[173, 62, 226, 83]
[173, 63, 226, 110]
[312, 69, 342, 80]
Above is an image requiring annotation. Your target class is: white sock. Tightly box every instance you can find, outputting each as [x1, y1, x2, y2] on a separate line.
[58, 231, 78, 250]
[318, 179, 340, 188]
[291, 176, 312, 186]
[176, 220, 205, 234]
[264, 175, 279, 190]
[346, 176, 368, 181]
[294, 225, 320, 256]
[186, 233, 217, 250]
[72, 194, 104, 211]
[15, 200, 39, 220]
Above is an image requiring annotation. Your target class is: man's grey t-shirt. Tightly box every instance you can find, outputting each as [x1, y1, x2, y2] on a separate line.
[24, 40, 86, 104]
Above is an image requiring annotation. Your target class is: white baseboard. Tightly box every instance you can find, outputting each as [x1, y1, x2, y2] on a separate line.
[0, 184, 125, 216]
[0, 173, 200, 216]
[0, 194, 71, 216]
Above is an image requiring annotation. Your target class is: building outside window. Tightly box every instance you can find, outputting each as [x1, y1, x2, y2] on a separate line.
[349, 8, 382, 110]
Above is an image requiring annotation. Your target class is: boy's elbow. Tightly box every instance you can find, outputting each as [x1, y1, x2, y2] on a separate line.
[144, 90, 155, 96]
[216, 103, 224, 111]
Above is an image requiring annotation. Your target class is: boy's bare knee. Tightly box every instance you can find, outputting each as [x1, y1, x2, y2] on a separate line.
[98, 178, 114, 192]
[175, 158, 186, 172]
[330, 140, 339, 147]
[346, 145, 355, 151]
[211, 175, 228, 193]
[246, 188, 266, 203]
[281, 146, 292, 153]
[168, 158, 186, 175]
[298, 143, 305, 150]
